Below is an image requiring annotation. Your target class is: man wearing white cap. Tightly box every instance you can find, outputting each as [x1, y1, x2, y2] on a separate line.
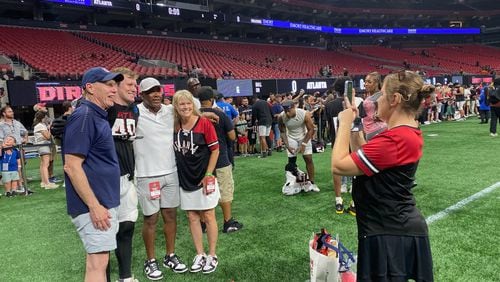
[63, 67, 123, 282]
[134, 77, 188, 280]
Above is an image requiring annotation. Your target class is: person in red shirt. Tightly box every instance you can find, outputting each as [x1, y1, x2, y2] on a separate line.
[332, 70, 434, 281]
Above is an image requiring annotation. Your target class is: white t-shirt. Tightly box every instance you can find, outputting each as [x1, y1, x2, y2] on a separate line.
[134, 103, 177, 177]
[33, 123, 50, 145]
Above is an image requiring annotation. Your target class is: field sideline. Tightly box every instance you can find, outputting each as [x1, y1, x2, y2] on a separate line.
[1, 118, 499, 282]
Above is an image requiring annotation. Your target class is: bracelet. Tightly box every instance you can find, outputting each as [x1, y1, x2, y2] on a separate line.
[205, 172, 213, 176]
[301, 142, 308, 146]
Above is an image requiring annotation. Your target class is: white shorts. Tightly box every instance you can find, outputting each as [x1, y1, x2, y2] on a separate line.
[286, 138, 312, 157]
[117, 175, 138, 222]
[137, 173, 180, 216]
[71, 208, 118, 254]
[180, 180, 220, 211]
[258, 125, 271, 137]
[456, 101, 466, 110]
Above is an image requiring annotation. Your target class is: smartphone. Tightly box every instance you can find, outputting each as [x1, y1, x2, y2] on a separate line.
[344, 80, 353, 102]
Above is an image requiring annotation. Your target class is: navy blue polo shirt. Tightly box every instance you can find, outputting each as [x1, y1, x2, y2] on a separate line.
[63, 100, 120, 217]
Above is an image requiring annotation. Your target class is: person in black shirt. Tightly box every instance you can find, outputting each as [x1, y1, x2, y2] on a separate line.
[108, 67, 140, 282]
[251, 96, 273, 158]
[198, 87, 243, 233]
[332, 70, 434, 282]
[238, 97, 255, 154]
[325, 77, 351, 214]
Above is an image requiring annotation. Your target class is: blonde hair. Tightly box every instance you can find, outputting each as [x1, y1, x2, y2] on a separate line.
[112, 67, 138, 80]
[172, 90, 200, 126]
[383, 71, 435, 115]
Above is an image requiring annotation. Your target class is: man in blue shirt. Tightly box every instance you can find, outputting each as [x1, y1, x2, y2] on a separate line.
[63, 67, 123, 282]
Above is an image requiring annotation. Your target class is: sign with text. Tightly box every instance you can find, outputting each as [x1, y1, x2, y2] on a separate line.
[276, 78, 334, 94]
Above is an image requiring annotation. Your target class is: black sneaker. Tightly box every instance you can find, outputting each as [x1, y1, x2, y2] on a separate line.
[335, 203, 344, 214]
[267, 149, 272, 156]
[6, 191, 12, 198]
[143, 258, 163, 281]
[223, 218, 243, 233]
[346, 202, 356, 216]
[163, 253, 188, 273]
[201, 221, 207, 233]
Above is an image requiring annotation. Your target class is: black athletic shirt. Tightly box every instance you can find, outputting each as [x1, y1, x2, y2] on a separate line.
[251, 99, 273, 126]
[199, 107, 233, 169]
[324, 97, 344, 141]
[107, 103, 138, 179]
[351, 126, 428, 237]
[173, 117, 219, 191]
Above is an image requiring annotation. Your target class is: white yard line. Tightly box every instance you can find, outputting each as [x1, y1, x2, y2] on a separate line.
[426, 182, 500, 225]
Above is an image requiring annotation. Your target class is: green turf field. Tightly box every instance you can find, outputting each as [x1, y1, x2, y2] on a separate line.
[1, 118, 499, 281]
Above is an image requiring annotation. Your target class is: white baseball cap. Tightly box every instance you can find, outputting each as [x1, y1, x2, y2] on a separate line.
[139, 77, 161, 93]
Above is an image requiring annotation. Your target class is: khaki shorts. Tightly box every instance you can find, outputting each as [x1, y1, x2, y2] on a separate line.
[216, 165, 234, 203]
[71, 208, 118, 254]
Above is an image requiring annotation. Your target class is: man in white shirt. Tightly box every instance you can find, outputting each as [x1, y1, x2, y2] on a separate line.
[134, 78, 188, 280]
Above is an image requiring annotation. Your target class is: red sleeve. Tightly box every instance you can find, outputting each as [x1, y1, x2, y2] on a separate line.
[201, 117, 219, 151]
[351, 127, 422, 176]
[351, 133, 398, 176]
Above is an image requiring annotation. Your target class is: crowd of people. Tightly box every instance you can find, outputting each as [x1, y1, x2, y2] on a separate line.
[2, 64, 500, 281]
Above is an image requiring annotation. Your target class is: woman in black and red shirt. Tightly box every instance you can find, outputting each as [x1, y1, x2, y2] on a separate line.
[172, 90, 220, 274]
[332, 71, 434, 282]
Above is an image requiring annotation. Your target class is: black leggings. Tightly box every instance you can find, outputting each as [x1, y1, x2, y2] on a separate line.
[110, 221, 136, 280]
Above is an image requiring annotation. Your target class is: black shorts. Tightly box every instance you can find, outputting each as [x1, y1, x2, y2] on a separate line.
[357, 235, 433, 282]
[248, 129, 257, 145]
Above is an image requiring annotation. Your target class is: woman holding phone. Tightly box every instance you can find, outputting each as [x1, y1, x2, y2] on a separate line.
[172, 90, 220, 274]
[332, 70, 434, 281]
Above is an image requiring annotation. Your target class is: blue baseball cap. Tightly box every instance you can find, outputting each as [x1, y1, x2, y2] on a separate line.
[82, 67, 124, 89]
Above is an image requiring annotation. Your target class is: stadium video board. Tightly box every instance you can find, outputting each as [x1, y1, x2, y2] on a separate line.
[276, 78, 334, 94]
[7, 80, 176, 106]
[216, 79, 253, 97]
[252, 80, 277, 98]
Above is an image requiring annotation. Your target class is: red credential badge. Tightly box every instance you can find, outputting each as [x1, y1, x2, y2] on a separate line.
[149, 181, 161, 200]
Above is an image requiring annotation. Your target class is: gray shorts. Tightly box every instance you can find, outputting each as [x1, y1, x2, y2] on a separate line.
[38, 146, 51, 156]
[71, 208, 118, 254]
[2, 171, 19, 184]
[137, 173, 180, 216]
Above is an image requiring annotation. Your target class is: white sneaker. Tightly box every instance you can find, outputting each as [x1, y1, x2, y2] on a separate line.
[117, 277, 139, 282]
[190, 254, 206, 273]
[309, 183, 320, 192]
[42, 183, 59, 190]
[202, 255, 218, 274]
[341, 184, 347, 193]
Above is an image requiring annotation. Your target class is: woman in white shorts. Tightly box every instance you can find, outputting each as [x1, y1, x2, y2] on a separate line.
[172, 90, 221, 274]
[33, 111, 58, 189]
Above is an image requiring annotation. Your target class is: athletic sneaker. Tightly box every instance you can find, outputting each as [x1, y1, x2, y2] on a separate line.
[190, 254, 206, 273]
[341, 184, 347, 193]
[163, 253, 188, 273]
[223, 218, 243, 233]
[41, 182, 59, 190]
[116, 277, 139, 282]
[143, 258, 163, 280]
[335, 203, 344, 214]
[202, 255, 218, 274]
[49, 176, 63, 183]
[346, 202, 356, 216]
[309, 183, 320, 192]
